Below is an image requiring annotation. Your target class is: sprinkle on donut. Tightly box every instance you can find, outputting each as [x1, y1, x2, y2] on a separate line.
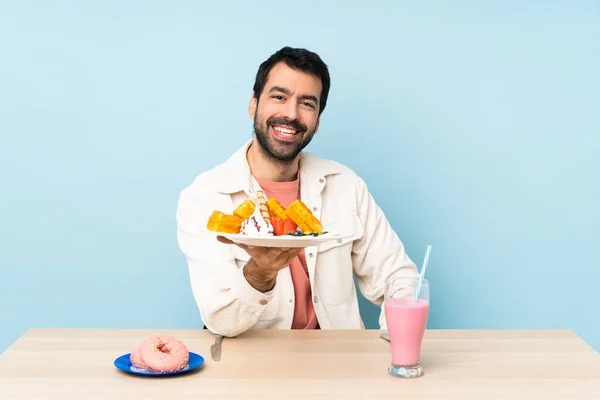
[130, 335, 190, 373]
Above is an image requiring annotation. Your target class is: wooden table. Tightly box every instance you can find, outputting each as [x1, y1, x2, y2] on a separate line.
[1, 329, 599, 399]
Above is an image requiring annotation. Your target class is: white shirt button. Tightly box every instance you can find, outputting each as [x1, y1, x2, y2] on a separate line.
[313, 296, 319, 303]
[259, 299, 268, 305]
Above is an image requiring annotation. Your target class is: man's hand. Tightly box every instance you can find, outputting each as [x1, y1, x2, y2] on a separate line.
[217, 236, 303, 292]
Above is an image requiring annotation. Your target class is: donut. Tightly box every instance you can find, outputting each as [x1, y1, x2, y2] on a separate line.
[138, 335, 190, 373]
[130, 346, 146, 369]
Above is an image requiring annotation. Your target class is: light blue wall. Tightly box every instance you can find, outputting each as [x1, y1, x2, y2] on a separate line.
[1, 1, 599, 354]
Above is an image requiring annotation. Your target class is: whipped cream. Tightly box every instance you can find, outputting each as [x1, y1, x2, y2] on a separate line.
[240, 200, 274, 236]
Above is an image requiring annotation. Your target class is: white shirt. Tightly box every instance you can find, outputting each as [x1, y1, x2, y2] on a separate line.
[176, 140, 419, 336]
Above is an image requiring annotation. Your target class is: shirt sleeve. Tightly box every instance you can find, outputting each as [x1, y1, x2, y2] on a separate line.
[176, 182, 275, 337]
[350, 174, 420, 330]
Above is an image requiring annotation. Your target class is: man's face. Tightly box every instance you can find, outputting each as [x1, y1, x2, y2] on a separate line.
[250, 62, 322, 162]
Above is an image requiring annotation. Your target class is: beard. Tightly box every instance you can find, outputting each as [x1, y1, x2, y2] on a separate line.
[253, 112, 315, 163]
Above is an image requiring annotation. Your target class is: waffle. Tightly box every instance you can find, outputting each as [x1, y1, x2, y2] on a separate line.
[233, 199, 256, 220]
[285, 200, 323, 234]
[266, 198, 288, 221]
[206, 211, 243, 234]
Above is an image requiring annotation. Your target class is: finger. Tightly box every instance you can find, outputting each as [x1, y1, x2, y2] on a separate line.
[217, 236, 234, 244]
[285, 247, 303, 256]
[251, 246, 282, 257]
[280, 248, 303, 263]
[217, 236, 252, 252]
[234, 243, 251, 252]
[268, 248, 297, 261]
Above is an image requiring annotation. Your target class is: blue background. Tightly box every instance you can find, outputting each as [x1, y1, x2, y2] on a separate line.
[1, 1, 599, 354]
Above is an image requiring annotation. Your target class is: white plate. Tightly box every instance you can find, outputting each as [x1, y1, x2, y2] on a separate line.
[209, 231, 354, 248]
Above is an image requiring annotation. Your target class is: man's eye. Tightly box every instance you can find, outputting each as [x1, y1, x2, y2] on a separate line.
[272, 95, 284, 100]
[302, 102, 315, 108]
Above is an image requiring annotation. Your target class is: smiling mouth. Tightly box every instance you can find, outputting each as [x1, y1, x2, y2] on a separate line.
[271, 124, 300, 137]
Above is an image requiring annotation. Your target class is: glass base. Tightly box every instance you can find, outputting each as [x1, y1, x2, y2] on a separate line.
[388, 363, 423, 378]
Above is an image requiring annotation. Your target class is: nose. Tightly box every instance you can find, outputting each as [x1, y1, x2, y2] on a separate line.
[282, 101, 299, 122]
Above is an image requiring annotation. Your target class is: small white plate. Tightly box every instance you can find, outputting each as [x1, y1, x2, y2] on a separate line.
[209, 231, 354, 248]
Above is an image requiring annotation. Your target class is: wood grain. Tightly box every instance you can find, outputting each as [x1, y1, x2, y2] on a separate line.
[1, 329, 599, 399]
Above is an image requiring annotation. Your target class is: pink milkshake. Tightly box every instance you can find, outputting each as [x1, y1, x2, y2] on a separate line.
[385, 297, 429, 366]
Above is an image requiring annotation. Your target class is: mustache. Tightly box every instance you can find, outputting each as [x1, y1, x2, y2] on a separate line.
[267, 116, 307, 133]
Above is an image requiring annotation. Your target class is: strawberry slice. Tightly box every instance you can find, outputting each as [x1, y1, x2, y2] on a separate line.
[282, 217, 297, 235]
[272, 218, 284, 236]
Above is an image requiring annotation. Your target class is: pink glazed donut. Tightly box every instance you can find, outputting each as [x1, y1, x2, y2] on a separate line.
[129, 346, 146, 369]
[138, 335, 190, 372]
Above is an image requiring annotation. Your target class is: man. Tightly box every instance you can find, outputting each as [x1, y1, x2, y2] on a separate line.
[176, 46, 418, 337]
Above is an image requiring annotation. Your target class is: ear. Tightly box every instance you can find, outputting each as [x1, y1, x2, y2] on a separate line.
[248, 95, 258, 119]
[313, 117, 321, 135]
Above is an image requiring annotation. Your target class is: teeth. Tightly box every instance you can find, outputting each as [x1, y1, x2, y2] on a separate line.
[273, 126, 297, 135]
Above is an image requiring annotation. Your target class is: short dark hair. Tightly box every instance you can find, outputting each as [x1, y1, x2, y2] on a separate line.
[252, 46, 331, 116]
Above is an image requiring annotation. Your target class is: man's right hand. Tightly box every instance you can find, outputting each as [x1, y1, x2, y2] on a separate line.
[217, 236, 303, 292]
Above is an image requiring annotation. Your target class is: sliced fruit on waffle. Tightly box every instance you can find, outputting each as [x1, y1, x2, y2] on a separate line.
[272, 217, 284, 236]
[281, 217, 297, 235]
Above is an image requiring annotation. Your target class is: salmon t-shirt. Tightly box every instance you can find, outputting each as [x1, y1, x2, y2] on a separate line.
[254, 175, 319, 330]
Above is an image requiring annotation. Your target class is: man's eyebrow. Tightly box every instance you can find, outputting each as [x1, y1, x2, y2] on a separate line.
[299, 94, 319, 105]
[268, 86, 291, 95]
[268, 86, 319, 105]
